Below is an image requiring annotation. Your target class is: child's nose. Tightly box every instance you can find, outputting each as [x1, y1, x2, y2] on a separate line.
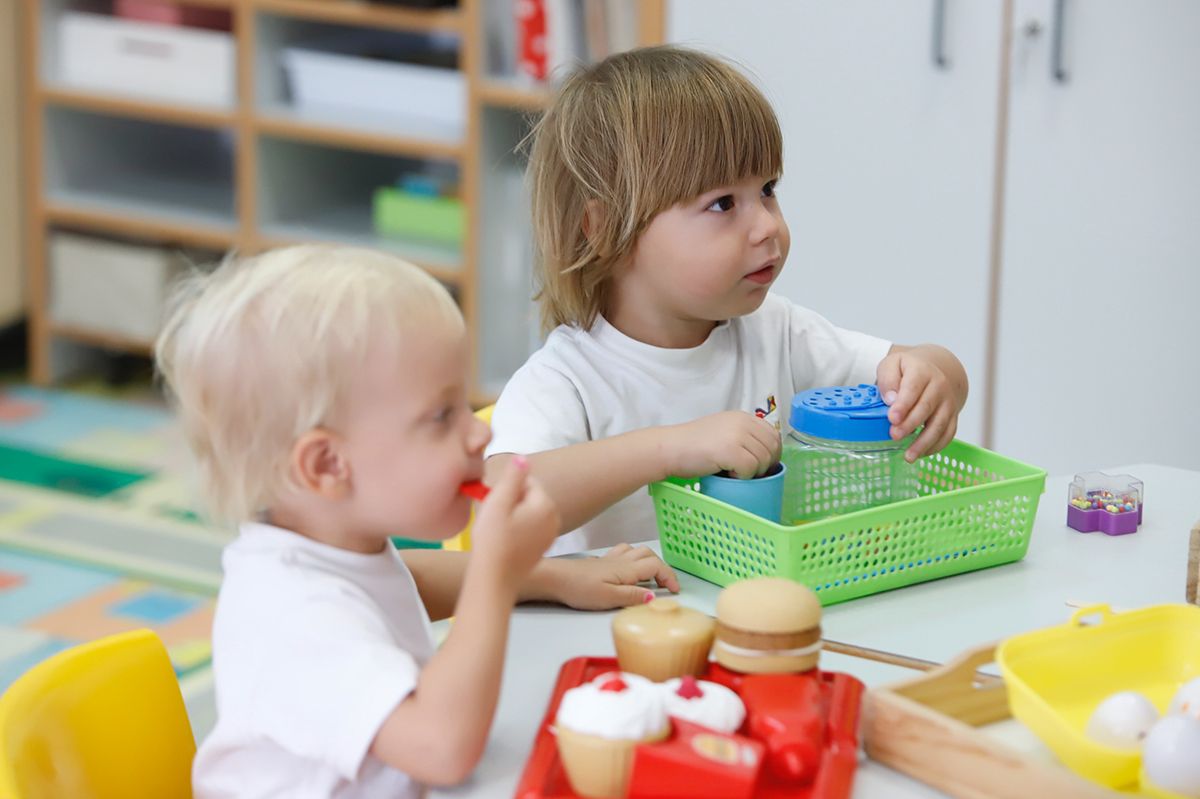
[466, 415, 492, 453]
[750, 202, 782, 244]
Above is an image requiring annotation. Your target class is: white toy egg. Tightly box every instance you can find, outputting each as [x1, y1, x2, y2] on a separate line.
[1169, 677, 1200, 718]
[1084, 691, 1159, 749]
[1143, 715, 1200, 797]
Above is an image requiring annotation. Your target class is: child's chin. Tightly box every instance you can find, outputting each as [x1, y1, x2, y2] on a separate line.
[439, 500, 472, 538]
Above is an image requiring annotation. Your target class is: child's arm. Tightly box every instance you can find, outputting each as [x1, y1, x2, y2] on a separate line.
[876, 343, 969, 462]
[370, 458, 559, 785]
[486, 411, 780, 534]
[403, 542, 680, 620]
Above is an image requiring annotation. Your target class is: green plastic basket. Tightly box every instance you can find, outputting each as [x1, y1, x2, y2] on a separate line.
[649, 440, 1046, 606]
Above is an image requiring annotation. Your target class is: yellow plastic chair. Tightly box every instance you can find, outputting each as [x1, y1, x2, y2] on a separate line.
[0, 629, 196, 799]
[443, 404, 494, 552]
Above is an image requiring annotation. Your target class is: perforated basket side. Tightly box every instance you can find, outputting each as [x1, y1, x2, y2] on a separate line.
[651, 440, 1046, 606]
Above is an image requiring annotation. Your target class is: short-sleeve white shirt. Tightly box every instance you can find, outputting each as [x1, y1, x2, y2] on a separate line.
[192, 522, 435, 799]
[486, 294, 891, 554]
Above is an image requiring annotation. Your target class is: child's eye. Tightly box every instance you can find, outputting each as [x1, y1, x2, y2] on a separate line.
[706, 195, 736, 212]
[432, 405, 456, 424]
[762, 180, 778, 198]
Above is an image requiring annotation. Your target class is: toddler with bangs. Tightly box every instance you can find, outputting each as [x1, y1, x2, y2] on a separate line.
[157, 244, 679, 798]
[486, 45, 970, 554]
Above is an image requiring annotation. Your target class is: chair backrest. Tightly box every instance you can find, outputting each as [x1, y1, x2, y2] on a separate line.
[0, 629, 196, 799]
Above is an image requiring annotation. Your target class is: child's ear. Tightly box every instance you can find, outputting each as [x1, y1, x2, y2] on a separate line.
[582, 199, 603, 242]
[291, 429, 351, 501]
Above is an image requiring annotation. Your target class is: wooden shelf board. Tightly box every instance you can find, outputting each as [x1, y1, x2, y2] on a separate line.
[252, 0, 463, 34]
[476, 78, 550, 112]
[256, 110, 464, 160]
[48, 323, 156, 357]
[256, 219, 463, 284]
[40, 84, 236, 129]
[44, 204, 236, 250]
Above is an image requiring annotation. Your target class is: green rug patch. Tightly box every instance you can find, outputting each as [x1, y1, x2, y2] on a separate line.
[0, 443, 151, 498]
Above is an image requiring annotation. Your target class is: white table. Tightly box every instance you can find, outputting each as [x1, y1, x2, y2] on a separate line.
[432, 464, 1200, 798]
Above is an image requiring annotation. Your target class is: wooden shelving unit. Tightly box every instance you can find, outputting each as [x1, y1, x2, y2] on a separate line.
[20, 0, 664, 404]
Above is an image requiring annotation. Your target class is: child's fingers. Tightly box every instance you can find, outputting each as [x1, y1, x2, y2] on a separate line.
[626, 554, 680, 592]
[511, 477, 557, 529]
[888, 369, 930, 428]
[479, 455, 530, 517]
[727, 446, 765, 479]
[607, 585, 658, 607]
[905, 404, 952, 461]
[625, 545, 659, 561]
[933, 415, 958, 454]
[749, 419, 783, 460]
[604, 542, 633, 558]
[876, 354, 904, 404]
[892, 378, 939, 439]
[744, 437, 776, 475]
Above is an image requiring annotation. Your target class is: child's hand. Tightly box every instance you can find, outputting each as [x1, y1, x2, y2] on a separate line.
[543, 543, 681, 610]
[471, 456, 561, 586]
[664, 411, 781, 479]
[876, 345, 968, 462]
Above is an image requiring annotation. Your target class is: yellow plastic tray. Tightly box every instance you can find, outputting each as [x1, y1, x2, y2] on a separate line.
[997, 603, 1200, 792]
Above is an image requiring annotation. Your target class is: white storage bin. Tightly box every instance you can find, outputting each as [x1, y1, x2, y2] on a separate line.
[283, 46, 465, 139]
[58, 12, 234, 108]
[49, 232, 192, 342]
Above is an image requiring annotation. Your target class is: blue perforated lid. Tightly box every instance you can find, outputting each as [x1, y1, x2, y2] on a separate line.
[789, 384, 893, 442]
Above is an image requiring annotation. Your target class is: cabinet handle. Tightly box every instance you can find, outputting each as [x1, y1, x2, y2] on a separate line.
[931, 0, 950, 69]
[1051, 0, 1069, 82]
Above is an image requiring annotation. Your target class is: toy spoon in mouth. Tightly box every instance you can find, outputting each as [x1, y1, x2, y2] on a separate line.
[459, 481, 490, 501]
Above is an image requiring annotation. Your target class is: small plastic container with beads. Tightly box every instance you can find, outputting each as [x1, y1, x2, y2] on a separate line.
[780, 384, 919, 525]
[1066, 471, 1143, 536]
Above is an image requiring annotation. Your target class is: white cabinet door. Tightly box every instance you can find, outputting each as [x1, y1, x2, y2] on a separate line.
[996, 0, 1200, 472]
[668, 0, 1004, 444]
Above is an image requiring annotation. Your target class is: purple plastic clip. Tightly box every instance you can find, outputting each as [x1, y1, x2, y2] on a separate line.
[1066, 471, 1144, 536]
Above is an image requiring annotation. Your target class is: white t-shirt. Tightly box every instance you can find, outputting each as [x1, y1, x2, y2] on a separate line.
[193, 522, 435, 799]
[486, 294, 891, 554]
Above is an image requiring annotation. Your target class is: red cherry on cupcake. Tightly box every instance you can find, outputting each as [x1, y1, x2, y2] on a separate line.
[676, 675, 704, 700]
[599, 677, 628, 692]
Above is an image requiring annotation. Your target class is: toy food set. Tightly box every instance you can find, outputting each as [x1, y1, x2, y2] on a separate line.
[1067, 471, 1144, 536]
[651, 386, 1047, 606]
[515, 577, 865, 799]
[611, 598, 715, 682]
[997, 603, 1200, 796]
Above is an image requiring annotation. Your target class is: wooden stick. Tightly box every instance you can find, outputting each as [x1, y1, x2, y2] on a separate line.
[822, 638, 1001, 685]
[1188, 521, 1200, 605]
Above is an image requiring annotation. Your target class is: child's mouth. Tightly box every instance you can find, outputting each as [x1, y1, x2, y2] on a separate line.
[744, 265, 775, 285]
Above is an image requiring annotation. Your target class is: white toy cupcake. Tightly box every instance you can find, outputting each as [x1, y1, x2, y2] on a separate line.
[555, 673, 671, 798]
[660, 675, 746, 734]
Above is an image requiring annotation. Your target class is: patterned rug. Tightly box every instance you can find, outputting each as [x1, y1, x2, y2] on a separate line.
[0, 385, 226, 738]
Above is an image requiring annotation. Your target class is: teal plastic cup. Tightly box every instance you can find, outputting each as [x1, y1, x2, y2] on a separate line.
[697, 462, 787, 523]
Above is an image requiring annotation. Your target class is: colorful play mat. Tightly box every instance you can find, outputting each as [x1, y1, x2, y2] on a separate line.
[0, 385, 227, 738]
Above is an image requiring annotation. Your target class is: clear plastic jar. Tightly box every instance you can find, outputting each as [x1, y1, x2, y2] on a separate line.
[781, 384, 918, 525]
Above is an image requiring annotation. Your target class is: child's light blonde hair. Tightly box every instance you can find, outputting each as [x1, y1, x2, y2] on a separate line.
[527, 45, 783, 333]
[155, 244, 462, 523]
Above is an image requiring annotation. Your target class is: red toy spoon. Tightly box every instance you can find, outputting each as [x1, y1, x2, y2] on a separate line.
[459, 480, 490, 501]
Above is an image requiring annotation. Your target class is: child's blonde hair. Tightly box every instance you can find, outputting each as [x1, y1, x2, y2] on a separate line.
[527, 45, 783, 333]
[155, 244, 461, 523]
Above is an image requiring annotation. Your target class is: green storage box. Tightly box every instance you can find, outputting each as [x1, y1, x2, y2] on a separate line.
[373, 187, 464, 246]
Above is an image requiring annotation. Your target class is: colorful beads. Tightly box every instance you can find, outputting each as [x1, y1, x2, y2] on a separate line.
[1071, 489, 1138, 514]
